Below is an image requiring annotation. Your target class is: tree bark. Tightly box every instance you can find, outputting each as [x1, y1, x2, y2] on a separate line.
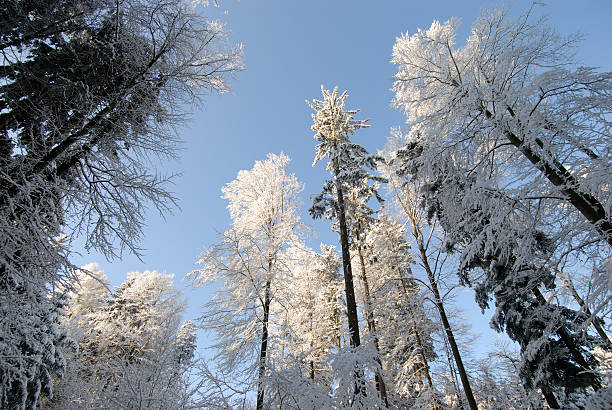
[332, 156, 361, 349]
[332, 151, 364, 401]
[398, 275, 438, 410]
[533, 288, 601, 391]
[541, 386, 561, 409]
[559, 272, 611, 348]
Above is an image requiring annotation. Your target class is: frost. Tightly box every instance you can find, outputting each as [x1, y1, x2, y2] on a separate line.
[391, 6, 611, 406]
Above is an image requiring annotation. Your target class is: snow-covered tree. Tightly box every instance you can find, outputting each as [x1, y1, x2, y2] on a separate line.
[391, 5, 611, 314]
[271, 244, 340, 385]
[382, 139, 479, 410]
[363, 215, 440, 409]
[308, 86, 389, 405]
[190, 153, 302, 410]
[392, 5, 611, 248]
[0, 1, 241, 406]
[49, 267, 197, 409]
[337, 174, 391, 405]
[262, 243, 342, 409]
[391, 6, 611, 407]
[471, 342, 545, 409]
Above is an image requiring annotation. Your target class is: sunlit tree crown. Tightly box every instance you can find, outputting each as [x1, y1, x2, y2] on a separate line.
[307, 86, 370, 169]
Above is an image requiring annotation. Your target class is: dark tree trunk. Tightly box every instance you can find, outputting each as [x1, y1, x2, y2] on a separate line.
[332, 154, 364, 401]
[484, 108, 612, 247]
[418, 241, 479, 410]
[356, 243, 389, 407]
[256, 280, 271, 410]
[332, 156, 361, 349]
[542, 386, 561, 409]
[533, 288, 601, 391]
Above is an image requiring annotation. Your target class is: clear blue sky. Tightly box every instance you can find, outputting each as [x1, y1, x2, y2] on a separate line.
[72, 0, 612, 358]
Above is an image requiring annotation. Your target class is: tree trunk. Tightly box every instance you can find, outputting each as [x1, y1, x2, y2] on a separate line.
[397, 189, 477, 409]
[332, 153, 364, 401]
[398, 276, 438, 410]
[559, 272, 611, 348]
[333, 159, 361, 350]
[443, 333, 464, 408]
[417, 239, 478, 410]
[542, 386, 561, 409]
[256, 280, 271, 410]
[356, 242, 389, 407]
[308, 292, 315, 380]
[333, 306, 342, 349]
[485, 107, 612, 247]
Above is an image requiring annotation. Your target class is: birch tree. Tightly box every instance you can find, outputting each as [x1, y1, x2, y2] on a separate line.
[190, 153, 302, 410]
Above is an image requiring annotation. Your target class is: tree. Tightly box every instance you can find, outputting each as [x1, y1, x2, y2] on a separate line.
[0, 0, 241, 406]
[48, 266, 198, 409]
[390, 5, 611, 313]
[362, 215, 440, 409]
[272, 244, 342, 386]
[391, 7, 611, 407]
[190, 153, 302, 410]
[308, 86, 387, 404]
[471, 344, 544, 409]
[262, 243, 342, 409]
[392, 5, 611, 248]
[382, 146, 479, 410]
[341, 172, 390, 405]
[387, 125, 606, 407]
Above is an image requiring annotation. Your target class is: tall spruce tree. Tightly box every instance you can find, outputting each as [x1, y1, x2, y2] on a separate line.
[308, 86, 387, 405]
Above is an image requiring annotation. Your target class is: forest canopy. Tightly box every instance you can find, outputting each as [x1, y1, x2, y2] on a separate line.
[0, 2, 610, 409]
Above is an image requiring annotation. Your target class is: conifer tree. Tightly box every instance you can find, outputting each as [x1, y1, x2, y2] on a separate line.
[307, 86, 383, 404]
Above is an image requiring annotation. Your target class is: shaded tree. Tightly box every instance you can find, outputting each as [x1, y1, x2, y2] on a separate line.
[0, 0, 241, 406]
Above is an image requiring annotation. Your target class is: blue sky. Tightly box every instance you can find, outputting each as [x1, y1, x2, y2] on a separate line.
[71, 0, 612, 357]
